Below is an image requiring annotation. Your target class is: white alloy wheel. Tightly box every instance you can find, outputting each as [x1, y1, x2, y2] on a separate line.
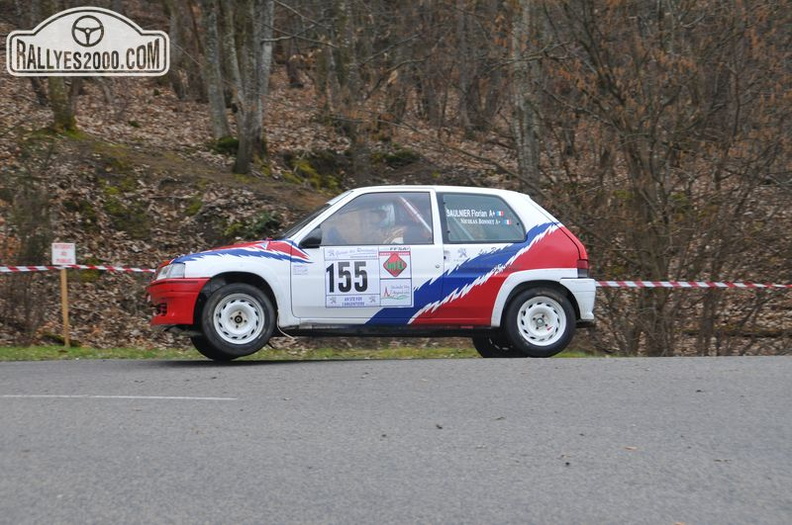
[516, 296, 567, 347]
[212, 292, 266, 344]
[504, 287, 576, 358]
[198, 282, 275, 360]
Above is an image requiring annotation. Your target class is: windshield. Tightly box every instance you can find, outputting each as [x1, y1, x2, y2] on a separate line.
[277, 190, 352, 239]
[278, 203, 331, 239]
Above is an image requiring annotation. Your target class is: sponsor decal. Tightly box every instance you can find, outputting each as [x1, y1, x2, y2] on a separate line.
[383, 253, 407, 277]
[324, 248, 380, 308]
[323, 247, 414, 308]
[445, 206, 515, 227]
[380, 279, 412, 306]
[7, 6, 169, 76]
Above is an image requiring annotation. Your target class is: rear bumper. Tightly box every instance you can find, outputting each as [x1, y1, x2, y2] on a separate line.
[560, 277, 596, 322]
[147, 278, 210, 326]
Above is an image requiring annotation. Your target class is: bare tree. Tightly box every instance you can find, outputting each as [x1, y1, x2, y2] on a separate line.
[199, 0, 231, 140]
[232, 0, 275, 174]
[509, 0, 540, 186]
[46, 77, 78, 133]
[537, 0, 790, 355]
[163, 0, 204, 101]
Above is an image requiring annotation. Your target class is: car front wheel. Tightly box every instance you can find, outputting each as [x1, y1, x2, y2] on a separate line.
[504, 287, 575, 358]
[197, 283, 275, 361]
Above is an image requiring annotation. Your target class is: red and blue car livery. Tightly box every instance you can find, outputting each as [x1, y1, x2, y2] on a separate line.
[147, 185, 596, 360]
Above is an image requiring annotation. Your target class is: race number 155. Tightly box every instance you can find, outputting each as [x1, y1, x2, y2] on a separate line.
[326, 261, 368, 293]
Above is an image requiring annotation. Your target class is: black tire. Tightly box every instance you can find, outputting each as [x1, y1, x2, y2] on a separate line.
[190, 335, 235, 362]
[503, 287, 575, 358]
[197, 283, 275, 361]
[472, 333, 524, 358]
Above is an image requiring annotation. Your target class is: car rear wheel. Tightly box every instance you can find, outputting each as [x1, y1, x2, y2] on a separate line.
[197, 283, 275, 361]
[504, 287, 575, 358]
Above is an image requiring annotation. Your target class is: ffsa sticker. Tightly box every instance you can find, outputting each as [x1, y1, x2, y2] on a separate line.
[324, 247, 413, 308]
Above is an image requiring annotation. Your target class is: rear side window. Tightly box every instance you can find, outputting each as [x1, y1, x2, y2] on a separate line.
[440, 193, 525, 243]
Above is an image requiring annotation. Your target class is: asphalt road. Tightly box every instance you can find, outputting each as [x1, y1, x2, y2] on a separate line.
[1, 356, 790, 525]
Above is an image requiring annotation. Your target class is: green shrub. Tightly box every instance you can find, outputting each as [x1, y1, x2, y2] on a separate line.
[211, 136, 239, 156]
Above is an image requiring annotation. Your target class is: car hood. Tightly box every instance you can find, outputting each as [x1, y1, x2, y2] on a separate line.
[173, 239, 311, 265]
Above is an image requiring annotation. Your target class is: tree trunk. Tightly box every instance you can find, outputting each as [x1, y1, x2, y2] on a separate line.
[200, 0, 231, 139]
[47, 77, 77, 133]
[510, 0, 540, 186]
[164, 0, 204, 101]
[232, 0, 274, 174]
[219, 1, 243, 132]
[39, 0, 77, 132]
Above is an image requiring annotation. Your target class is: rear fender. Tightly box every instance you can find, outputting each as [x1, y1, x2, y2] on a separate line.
[490, 269, 580, 327]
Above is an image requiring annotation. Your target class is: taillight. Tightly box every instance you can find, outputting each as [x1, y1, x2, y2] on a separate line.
[577, 259, 589, 278]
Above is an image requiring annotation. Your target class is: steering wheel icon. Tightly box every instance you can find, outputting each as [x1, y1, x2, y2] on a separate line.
[71, 15, 104, 47]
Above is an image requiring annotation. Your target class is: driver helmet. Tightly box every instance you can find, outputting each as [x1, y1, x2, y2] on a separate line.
[373, 203, 395, 229]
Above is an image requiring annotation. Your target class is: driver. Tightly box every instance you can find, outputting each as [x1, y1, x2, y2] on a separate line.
[370, 203, 406, 244]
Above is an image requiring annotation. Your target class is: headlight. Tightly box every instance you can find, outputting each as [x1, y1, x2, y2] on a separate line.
[154, 262, 185, 281]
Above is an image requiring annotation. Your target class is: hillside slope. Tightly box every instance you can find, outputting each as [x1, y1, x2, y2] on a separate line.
[0, 56, 512, 351]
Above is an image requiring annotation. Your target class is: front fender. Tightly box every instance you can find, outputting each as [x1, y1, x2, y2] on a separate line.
[183, 255, 298, 327]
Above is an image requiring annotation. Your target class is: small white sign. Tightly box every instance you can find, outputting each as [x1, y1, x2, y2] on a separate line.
[52, 243, 76, 265]
[7, 7, 169, 77]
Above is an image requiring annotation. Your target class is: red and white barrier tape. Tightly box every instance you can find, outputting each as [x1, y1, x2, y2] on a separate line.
[1, 265, 789, 288]
[0, 265, 154, 274]
[596, 280, 792, 289]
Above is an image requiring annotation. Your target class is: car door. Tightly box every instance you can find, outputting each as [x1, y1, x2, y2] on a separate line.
[291, 190, 443, 324]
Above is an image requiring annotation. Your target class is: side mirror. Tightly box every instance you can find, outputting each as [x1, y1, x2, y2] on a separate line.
[299, 227, 322, 249]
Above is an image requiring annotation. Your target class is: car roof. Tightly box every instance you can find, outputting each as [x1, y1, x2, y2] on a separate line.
[349, 184, 530, 198]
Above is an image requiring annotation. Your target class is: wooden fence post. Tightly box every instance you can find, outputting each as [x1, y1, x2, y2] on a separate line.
[60, 268, 70, 348]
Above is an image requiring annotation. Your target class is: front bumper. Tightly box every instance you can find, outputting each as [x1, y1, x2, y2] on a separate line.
[147, 278, 210, 326]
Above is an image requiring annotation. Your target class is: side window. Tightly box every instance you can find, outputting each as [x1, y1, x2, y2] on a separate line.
[319, 192, 433, 246]
[440, 193, 525, 243]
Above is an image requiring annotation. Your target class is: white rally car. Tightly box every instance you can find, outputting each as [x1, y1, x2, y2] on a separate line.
[147, 185, 596, 360]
